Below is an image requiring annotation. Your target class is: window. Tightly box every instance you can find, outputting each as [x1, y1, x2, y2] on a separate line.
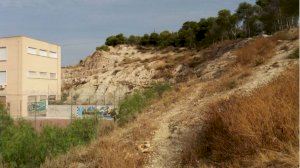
[48, 95, 56, 101]
[40, 95, 47, 101]
[0, 47, 7, 61]
[0, 71, 6, 85]
[50, 73, 57, 79]
[28, 71, 37, 78]
[39, 72, 48, 78]
[27, 47, 37, 55]
[39, 49, 47, 57]
[49, 51, 57, 58]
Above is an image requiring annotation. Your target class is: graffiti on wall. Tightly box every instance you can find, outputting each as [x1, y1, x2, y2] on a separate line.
[76, 105, 114, 120]
[28, 101, 47, 113]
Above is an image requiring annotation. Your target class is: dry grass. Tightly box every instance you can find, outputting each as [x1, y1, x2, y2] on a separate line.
[273, 28, 299, 41]
[97, 120, 117, 137]
[236, 37, 276, 66]
[120, 57, 142, 65]
[199, 65, 251, 97]
[42, 119, 154, 168]
[236, 28, 298, 67]
[181, 65, 299, 167]
[153, 60, 168, 70]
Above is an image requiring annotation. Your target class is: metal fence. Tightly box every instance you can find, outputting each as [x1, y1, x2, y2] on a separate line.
[0, 93, 121, 121]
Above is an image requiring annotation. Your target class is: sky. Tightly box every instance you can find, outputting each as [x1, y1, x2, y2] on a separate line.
[0, 0, 255, 66]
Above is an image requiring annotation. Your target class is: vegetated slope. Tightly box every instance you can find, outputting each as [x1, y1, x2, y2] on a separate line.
[47, 29, 299, 168]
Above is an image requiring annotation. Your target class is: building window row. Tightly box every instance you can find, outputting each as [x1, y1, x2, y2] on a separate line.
[27, 47, 58, 58]
[0, 71, 7, 85]
[28, 71, 57, 80]
[0, 47, 7, 61]
[28, 95, 57, 103]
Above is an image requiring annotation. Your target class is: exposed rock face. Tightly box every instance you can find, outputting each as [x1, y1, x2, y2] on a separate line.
[61, 40, 256, 104]
[62, 45, 168, 104]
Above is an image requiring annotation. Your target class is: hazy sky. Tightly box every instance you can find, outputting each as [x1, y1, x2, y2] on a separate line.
[0, 0, 255, 66]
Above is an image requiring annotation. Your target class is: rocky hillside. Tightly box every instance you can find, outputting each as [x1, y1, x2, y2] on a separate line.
[46, 29, 299, 168]
[62, 39, 251, 104]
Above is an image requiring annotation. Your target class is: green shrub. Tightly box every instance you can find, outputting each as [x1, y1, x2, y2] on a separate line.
[38, 126, 69, 158]
[105, 34, 126, 46]
[0, 104, 13, 133]
[96, 45, 110, 52]
[117, 83, 171, 125]
[0, 112, 99, 167]
[0, 121, 40, 168]
[65, 118, 99, 145]
[288, 48, 299, 59]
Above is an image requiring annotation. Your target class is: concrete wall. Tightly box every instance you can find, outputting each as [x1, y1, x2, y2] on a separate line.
[47, 105, 73, 119]
[47, 105, 113, 119]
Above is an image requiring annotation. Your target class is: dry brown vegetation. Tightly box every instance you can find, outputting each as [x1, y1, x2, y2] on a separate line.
[41, 84, 185, 168]
[42, 120, 150, 168]
[41, 90, 179, 168]
[235, 37, 277, 66]
[273, 28, 299, 41]
[235, 28, 298, 67]
[120, 57, 142, 65]
[197, 64, 252, 99]
[181, 65, 299, 167]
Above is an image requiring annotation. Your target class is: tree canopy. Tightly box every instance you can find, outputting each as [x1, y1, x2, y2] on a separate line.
[97, 0, 298, 50]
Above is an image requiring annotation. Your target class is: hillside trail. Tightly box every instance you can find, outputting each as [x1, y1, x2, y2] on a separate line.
[145, 40, 298, 168]
[145, 86, 225, 168]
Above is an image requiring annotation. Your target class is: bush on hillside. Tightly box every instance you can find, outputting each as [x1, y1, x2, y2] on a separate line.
[96, 45, 110, 52]
[288, 48, 299, 59]
[105, 34, 126, 46]
[117, 83, 171, 125]
[65, 117, 99, 145]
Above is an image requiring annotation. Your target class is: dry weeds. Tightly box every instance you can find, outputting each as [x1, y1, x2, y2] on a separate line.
[42, 119, 155, 168]
[236, 37, 276, 66]
[181, 65, 299, 167]
[199, 64, 251, 97]
[273, 28, 299, 41]
[120, 57, 142, 65]
[41, 88, 182, 168]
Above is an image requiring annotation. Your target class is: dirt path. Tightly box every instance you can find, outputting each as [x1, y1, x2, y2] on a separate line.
[145, 103, 189, 168]
[145, 88, 228, 168]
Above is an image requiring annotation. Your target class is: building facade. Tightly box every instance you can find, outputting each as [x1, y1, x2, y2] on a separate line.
[0, 36, 61, 117]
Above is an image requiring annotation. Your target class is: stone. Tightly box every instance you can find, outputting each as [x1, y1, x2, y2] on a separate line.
[138, 141, 151, 153]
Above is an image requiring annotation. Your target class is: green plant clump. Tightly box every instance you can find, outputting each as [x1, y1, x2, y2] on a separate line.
[288, 48, 299, 59]
[0, 105, 100, 168]
[117, 83, 171, 125]
[96, 45, 110, 52]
